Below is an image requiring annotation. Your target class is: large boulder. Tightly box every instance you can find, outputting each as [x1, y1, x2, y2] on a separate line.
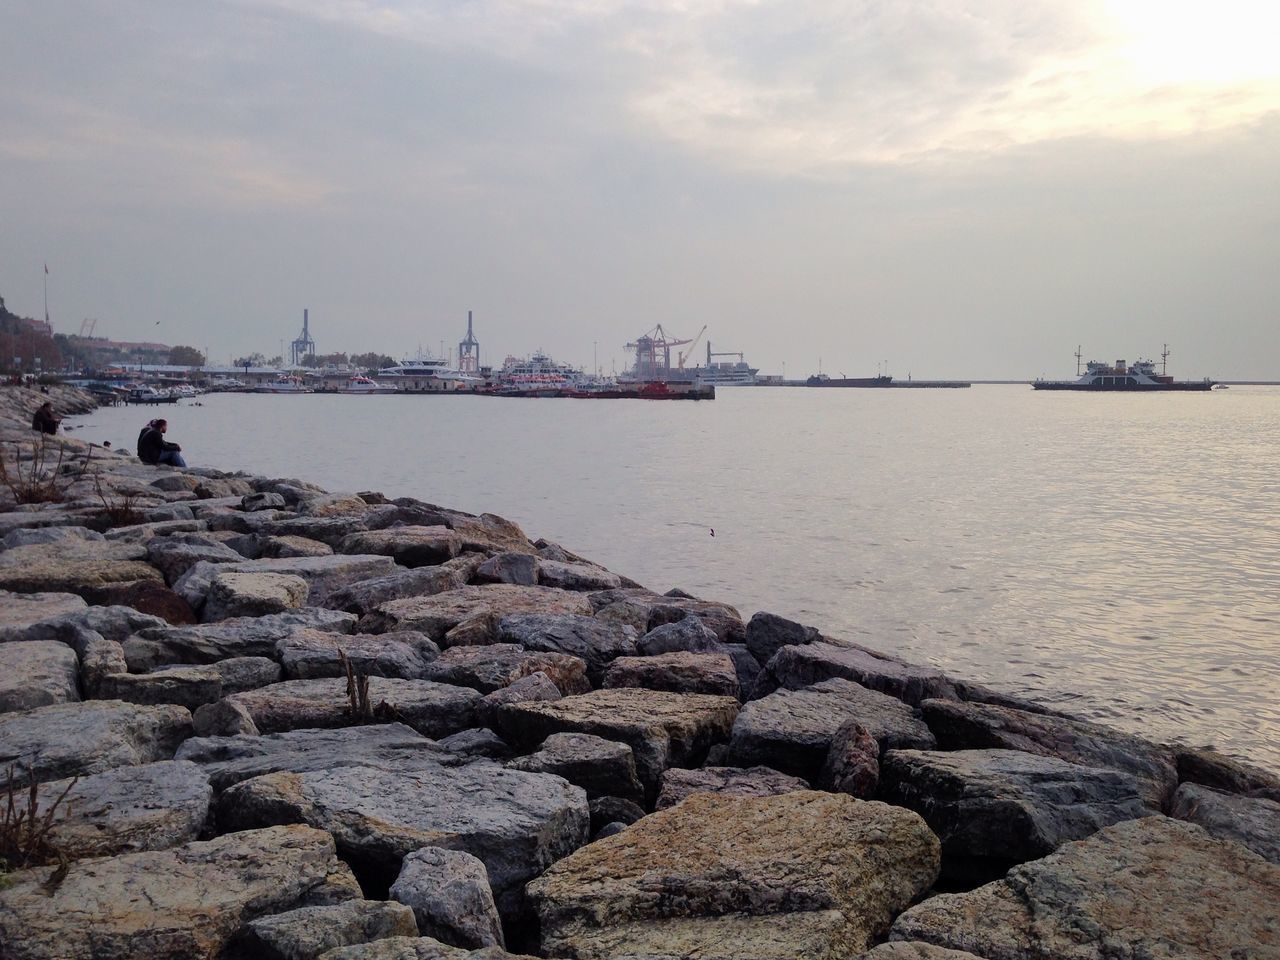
[655, 765, 808, 810]
[0, 640, 79, 712]
[595, 592, 747, 644]
[494, 688, 740, 797]
[474, 551, 539, 586]
[528, 791, 940, 960]
[278, 629, 441, 680]
[727, 679, 935, 780]
[635, 615, 725, 656]
[423, 643, 589, 695]
[762, 641, 959, 705]
[202, 571, 310, 621]
[1175, 746, 1280, 802]
[889, 816, 1280, 959]
[145, 534, 246, 584]
[339, 526, 462, 567]
[921, 698, 1179, 806]
[325, 557, 483, 616]
[390, 848, 505, 949]
[122, 607, 357, 669]
[495, 613, 638, 684]
[26, 759, 212, 859]
[316, 936, 537, 959]
[0, 589, 88, 641]
[221, 760, 590, 918]
[0, 700, 192, 787]
[176, 723, 447, 791]
[507, 732, 645, 803]
[881, 748, 1159, 882]
[236, 900, 419, 960]
[0, 555, 164, 602]
[177, 554, 398, 610]
[603, 651, 740, 697]
[95, 656, 281, 709]
[743, 611, 820, 665]
[535, 559, 621, 592]
[0, 825, 359, 960]
[360, 585, 593, 642]
[1170, 782, 1280, 863]
[212, 677, 481, 738]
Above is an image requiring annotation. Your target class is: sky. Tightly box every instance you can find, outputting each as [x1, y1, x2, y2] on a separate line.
[2, 0, 1278, 379]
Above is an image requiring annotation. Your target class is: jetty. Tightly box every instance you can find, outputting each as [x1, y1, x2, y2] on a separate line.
[0, 383, 1274, 959]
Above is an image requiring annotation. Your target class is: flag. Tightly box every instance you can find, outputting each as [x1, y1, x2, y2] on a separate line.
[44, 263, 48, 274]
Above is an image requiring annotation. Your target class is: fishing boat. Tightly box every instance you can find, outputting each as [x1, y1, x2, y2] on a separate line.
[1033, 346, 1214, 391]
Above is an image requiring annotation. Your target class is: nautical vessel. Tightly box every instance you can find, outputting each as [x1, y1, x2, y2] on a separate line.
[805, 373, 893, 387]
[339, 375, 396, 394]
[255, 375, 311, 394]
[1033, 346, 1214, 391]
[379, 354, 479, 391]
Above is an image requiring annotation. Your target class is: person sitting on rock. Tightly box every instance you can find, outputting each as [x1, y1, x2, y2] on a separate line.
[31, 401, 61, 435]
[137, 418, 187, 468]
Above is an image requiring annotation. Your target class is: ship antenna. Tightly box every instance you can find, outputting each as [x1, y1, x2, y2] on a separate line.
[1162, 343, 1169, 376]
[1075, 345, 1082, 377]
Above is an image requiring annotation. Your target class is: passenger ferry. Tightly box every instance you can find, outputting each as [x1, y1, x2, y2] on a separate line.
[1033, 347, 1215, 391]
[378, 354, 480, 392]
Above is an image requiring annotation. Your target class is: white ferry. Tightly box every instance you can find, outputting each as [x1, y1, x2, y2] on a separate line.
[339, 375, 396, 395]
[255, 375, 311, 394]
[1033, 347, 1214, 392]
[378, 355, 480, 391]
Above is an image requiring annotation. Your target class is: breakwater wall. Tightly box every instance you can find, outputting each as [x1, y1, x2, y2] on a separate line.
[0, 383, 1276, 959]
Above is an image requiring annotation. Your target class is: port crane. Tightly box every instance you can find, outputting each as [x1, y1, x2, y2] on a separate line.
[677, 325, 707, 370]
[625, 324, 698, 379]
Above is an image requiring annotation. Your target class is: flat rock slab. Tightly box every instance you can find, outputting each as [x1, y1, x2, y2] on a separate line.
[339, 525, 463, 566]
[324, 558, 480, 616]
[495, 613, 638, 683]
[279, 628, 441, 680]
[655, 765, 809, 810]
[31, 759, 212, 859]
[0, 699, 192, 787]
[890, 816, 1280, 959]
[97, 656, 282, 709]
[219, 677, 482, 738]
[221, 760, 590, 918]
[727, 679, 935, 781]
[179, 554, 398, 609]
[535, 559, 622, 592]
[528, 791, 940, 960]
[360, 585, 594, 642]
[423, 643, 589, 694]
[1171, 782, 1280, 863]
[1175, 746, 1280, 802]
[176, 722, 449, 791]
[0, 589, 88, 640]
[594, 592, 747, 644]
[922, 698, 1179, 806]
[507, 732, 645, 803]
[123, 607, 357, 670]
[881, 748, 1159, 881]
[860, 945, 985, 960]
[239, 900, 419, 959]
[764, 641, 959, 706]
[203, 570, 310, 621]
[146, 535, 246, 583]
[317, 938, 539, 959]
[0, 825, 359, 960]
[0, 557, 164, 601]
[603, 651, 740, 697]
[494, 688, 740, 796]
[0, 639, 79, 712]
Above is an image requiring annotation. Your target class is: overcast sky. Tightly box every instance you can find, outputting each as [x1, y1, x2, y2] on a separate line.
[2, 0, 1277, 378]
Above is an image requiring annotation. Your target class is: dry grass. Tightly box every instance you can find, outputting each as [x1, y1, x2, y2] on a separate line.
[1, 766, 76, 872]
[91, 472, 145, 527]
[0, 438, 79, 505]
[338, 650, 398, 724]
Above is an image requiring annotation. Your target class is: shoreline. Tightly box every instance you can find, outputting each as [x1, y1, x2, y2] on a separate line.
[0, 383, 1276, 959]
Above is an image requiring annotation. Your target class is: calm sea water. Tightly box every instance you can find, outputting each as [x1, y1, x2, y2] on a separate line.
[76, 386, 1280, 770]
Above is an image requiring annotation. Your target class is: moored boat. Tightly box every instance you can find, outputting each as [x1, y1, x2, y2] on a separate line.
[255, 375, 311, 394]
[1033, 347, 1214, 391]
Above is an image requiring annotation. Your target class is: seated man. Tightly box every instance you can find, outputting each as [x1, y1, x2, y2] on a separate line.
[31, 402, 61, 435]
[137, 418, 187, 468]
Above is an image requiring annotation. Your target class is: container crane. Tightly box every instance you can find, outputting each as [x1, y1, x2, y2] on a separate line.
[625, 324, 696, 380]
[678, 325, 707, 370]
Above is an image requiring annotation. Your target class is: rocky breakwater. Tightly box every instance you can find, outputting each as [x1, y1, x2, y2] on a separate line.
[0, 386, 1277, 959]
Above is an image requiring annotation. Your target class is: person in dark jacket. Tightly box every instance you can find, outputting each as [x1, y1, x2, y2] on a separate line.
[137, 418, 187, 467]
[31, 402, 61, 435]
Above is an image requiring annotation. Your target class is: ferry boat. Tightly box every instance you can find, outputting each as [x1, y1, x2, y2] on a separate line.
[378, 355, 479, 391]
[1033, 347, 1214, 392]
[255, 375, 311, 394]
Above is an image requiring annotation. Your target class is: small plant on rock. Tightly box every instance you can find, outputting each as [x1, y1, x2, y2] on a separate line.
[338, 650, 398, 724]
[0, 437, 83, 505]
[1, 766, 76, 872]
[91, 471, 145, 527]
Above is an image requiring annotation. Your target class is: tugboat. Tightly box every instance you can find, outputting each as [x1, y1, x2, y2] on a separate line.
[1033, 346, 1214, 391]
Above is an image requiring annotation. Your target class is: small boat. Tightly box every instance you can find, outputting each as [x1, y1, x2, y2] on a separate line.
[255, 375, 312, 394]
[1033, 346, 1214, 392]
[125, 386, 179, 405]
[339, 375, 396, 394]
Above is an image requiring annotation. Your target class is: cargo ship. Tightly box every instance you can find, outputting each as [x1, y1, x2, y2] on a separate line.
[805, 373, 894, 387]
[1033, 347, 1214, 392]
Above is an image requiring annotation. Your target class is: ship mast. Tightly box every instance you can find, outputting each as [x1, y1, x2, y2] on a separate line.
[1075, 345, 1082, 377]
[1161, 343, 1169, 376]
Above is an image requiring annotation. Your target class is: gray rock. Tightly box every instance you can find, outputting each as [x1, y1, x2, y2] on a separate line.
[722, 643, 764, 700]
[881, 748, 1159, 882]
[316, 938, 537, 959]
[655, 765, 809, 810]
[391, 848, 505, 949]
[264, 514, 374, 547]
[200, 655, 284, 693]
[820, 721, 880, 798]
[243, 491, 287, 511]
[922, 698, 1179, 807]
[176, 722, 447, 791]
[177, 554, 397, 611]
[593, 821, 627, 840]
[216, 677, 481, 738]
[636, 615, 725, 656]
[763, 641, 959, 705]
[727, 679, 935, 780]
[636, 594, 748, 644]
[603, 651, 740, 697]
[423, 643, 589, 695]
[259, 533, 337, 558]
[202, 571, 310, 621]
[95, 665, 224, 710]
[889, 816, 1280, 959]
[859, 945, 985, 960]
[146, 534, 245, 584]
[191, 697, 261, 737]
[75, 630, 130, 696]
[0, 526, 103, 550]
[474, 552, 539, 586]
[0, 640, 79, 712]
[1171, 782, 1280, 863]
[279, 628, 441, 680]
[1175, 746, 1280, 801]
[0, 825, 360, 960]
[27, 759, 211, 859]
[528, 791, 940, 960]
[360, 585, 593, 642]
[495, 613, 638, 684]
[339, 526, 462, 567]
[0, 589, 88, 641]
[535, 559, 621, 591]
[477, 672, 561, 724]
[122, 607, 357, 669]
[743, 611, 820, 666]
[239, 900, 419, 960]
[589, 796, 646, 832]
[35, 604, 168, 643]
[508, 732, 644, 802]
[325, 557, 482, 616]
[221, 760, 590, 918]
[437, 728, 514, 760]
[0, 700, 192, 787]
[494, 688, 740, 798]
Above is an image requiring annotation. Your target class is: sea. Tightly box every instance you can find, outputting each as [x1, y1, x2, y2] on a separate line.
[76, 386, 1280, 770]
